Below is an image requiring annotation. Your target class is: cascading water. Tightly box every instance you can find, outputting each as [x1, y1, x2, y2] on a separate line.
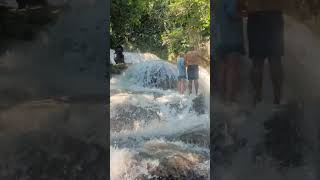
[110, 52, 210, 180]
[110, 49, 161, 64]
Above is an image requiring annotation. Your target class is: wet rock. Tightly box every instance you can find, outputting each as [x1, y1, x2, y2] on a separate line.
[165, 95, 207, 114]
[151, 155, 208, 180]
[111, 63, 127, 74]
[0, 131, 107, 180]
[210, 112, 226, 146]
[172, 125, 209, 146]
[0, 99, 70, 133]
[0, 97, 106, 146]
[210, 111, 247, 165]
[138, 142, 209, 180]
[152, 92, 164, 99]
[192, 94, 206, 114]
[0, 88, 34, 105]
[168, 102, 188, 114]
[148, 73, 177, 90]
[0, 5, 68, 41]
[111, 104, 161, 132]
[263, 102, 305, 167]
[125, 61, 178, 90]
[110, 89, 123, 95]
[110, 139, 208, 180]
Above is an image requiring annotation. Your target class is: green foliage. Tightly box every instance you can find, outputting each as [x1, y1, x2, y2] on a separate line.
[110, 0, 148, 47]
[110, 0, 210, 59]
[162, 0, 210, 55]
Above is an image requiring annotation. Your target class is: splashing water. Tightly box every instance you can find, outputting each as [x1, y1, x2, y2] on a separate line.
[110, 53, 210, 180]
[213, 15, 320, 180]
[283, 15, 320, 102]
[110, 50, 161, 64]
[124, 60, 178, 90]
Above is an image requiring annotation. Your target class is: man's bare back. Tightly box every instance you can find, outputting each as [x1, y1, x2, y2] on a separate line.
[185, 50, 202, 66]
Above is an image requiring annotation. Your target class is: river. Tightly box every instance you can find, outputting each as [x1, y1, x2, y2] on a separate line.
[110, 52, 210, 180]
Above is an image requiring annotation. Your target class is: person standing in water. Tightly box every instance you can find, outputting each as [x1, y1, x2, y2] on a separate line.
[185, 47, 201, 95]
[242, 0, 285, 105]
[215, 0, 246, 146]
[216, 0, 245, 103]
[176, 53, 186, 94]
[114, 45, 125, 64]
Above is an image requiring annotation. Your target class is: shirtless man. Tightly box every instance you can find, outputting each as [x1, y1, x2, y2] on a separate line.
[242, 0, 285, 105]
[185, 47, 203, 95]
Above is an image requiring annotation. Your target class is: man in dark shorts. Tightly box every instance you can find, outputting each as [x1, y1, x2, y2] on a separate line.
[243, 0, 285, 105]
[185, 48, 201, 95]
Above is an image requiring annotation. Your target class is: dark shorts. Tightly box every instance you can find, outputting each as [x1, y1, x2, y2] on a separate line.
[247, 11, 284, 59]
[216, 22, 245, 59]
[178, 75, 186, 80]
[187, 65, 199, 80]
[216, 44, 245, 59]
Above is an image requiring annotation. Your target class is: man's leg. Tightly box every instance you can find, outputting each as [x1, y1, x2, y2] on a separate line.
[194, 65, 199, 95]
[16, 0, 26, 9]
[225, 53, 240, 102]
[225, 55, 233, 102]
[194, 80, 199, 95]
[120, 57, 125, 64]
[189, 80, 193, 95]
[231, 55, 240, 101]
[217, 61, 227, 99]
[268, 56, 283, 104]
[251, 57, 265, 105]
[182, 79, 186, 94]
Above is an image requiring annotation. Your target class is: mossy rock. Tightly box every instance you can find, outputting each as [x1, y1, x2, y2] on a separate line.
[111, 63, 128, 74]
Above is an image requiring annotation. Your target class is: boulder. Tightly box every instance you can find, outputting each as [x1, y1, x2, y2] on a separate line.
[0, 131, 107, 180]
[111, 104, 161, 132]
[124, 61, 178, 90]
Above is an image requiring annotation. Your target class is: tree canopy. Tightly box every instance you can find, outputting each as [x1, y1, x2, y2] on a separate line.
[110, 0, 210, 59]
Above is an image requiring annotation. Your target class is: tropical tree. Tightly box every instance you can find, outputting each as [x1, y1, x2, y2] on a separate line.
[110, 0, 210, 60]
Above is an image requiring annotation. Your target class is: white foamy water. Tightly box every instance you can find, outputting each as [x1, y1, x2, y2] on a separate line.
[110, 52, 210, 180]
[110, 50, 161, 64]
